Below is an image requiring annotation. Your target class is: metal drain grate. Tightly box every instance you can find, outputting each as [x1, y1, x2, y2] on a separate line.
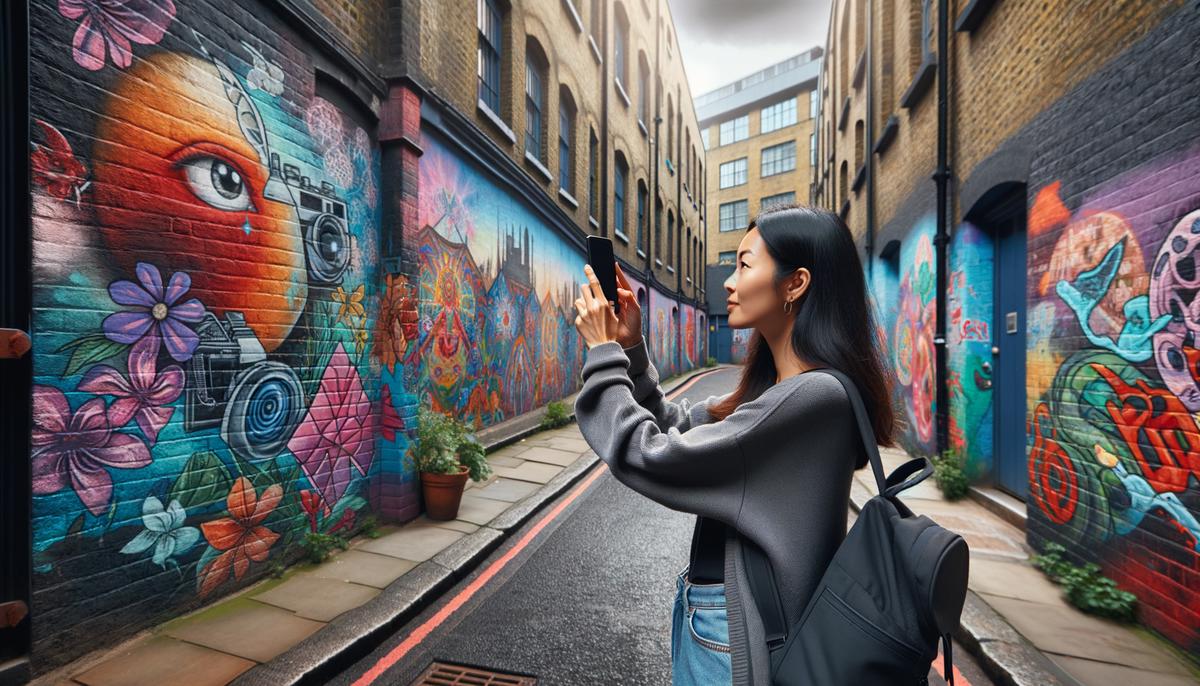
[408, 661, 538, 685]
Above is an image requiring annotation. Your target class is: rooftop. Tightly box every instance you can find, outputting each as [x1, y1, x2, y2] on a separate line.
[694, 47, 823, 123]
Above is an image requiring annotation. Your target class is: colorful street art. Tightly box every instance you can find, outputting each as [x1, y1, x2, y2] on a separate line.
[873, 217, 939, 457]
[414, 129, 702, 423]
[27, 1, 395, 666]
[1026, 147, 1200, 649]
[947, 223, 995, 481]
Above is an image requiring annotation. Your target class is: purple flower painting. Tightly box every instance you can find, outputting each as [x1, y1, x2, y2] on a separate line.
[79, 336, 183, 446]
[31, 385, 152, 516]
[103, 263, 205, 362]
[58, 0, 177, 71]
[288, 343, 374, 507]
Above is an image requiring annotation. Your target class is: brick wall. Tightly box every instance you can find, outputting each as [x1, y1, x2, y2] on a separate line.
[26, 0, 398, 672]
[821, 0, 1200, 656]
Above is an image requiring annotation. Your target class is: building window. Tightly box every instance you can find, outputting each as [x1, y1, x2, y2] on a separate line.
[761, 141, 796, 177]
[655, 198, 662, 254]
[588, 128, 599, 218]
[525, 42, 547, 162]
[810, 133, 817, 167]
[477, 0, 503, 114]
[719, 157, 747, 189]
[666, 96, 674, 163]
[590, 0, 601, 40]
[667, 211, 674, 264]
[614, 153, 628, 235]
[559, 89, 576, 193]
[637, 181, 647, 251]
[719, 250, 736, 265]
[701, 128, 709, 149]
[810, 89, 819, 119]
[638, 54, 650, 126]
[614, 5, 629, 88]
[760, 97, 797, 133]
[719, 200, 749, 232]
[719, 115, 748, 145]
[761, 191, 795, 211]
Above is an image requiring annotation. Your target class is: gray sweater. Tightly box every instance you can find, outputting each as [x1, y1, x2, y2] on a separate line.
[574, 336, 858, 685]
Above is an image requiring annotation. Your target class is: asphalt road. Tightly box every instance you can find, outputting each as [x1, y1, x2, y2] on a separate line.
[333, 365, 994, 685]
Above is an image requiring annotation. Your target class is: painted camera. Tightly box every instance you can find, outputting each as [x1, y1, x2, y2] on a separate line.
[183, 311, 305, 463]
[268, 151, 351, 286]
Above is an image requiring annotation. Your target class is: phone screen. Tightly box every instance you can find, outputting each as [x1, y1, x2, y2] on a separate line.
[586, 235, 619, 315]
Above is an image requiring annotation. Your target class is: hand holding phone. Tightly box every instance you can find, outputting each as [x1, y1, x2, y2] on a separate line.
[586, 236, 619, 315]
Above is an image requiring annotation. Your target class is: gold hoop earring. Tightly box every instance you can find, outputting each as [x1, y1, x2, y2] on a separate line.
[783, 299, 793, 314]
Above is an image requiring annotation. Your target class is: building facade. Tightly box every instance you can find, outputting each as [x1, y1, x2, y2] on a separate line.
[0, 0, 706, 677]
[696, 50, 822, 363]
[815, 0, 1198, 657]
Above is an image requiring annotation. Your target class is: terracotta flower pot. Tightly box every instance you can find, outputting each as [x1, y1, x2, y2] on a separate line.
[420, 464, 471, 520]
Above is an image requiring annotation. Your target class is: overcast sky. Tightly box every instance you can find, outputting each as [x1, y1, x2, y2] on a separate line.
[671, 0, 831, 98]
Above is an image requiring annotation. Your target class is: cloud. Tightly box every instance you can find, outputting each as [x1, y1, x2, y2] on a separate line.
[672, 0, 830, 97]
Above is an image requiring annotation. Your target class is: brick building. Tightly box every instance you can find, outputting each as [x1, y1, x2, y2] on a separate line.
[0, 0, 706, 677]
[695, 50, 822, 363]
[814, 0, 1199, 658]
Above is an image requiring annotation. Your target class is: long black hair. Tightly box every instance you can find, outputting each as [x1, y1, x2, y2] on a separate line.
[707, 203, 897, 466]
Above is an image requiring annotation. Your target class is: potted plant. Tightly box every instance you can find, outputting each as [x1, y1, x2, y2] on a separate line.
[407, 407, 493, 520]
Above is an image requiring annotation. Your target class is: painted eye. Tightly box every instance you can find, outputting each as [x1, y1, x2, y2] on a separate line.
[181, 156, 255, 212]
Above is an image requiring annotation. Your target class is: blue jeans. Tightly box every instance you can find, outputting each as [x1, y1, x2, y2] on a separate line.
[671, 564, 733, 685]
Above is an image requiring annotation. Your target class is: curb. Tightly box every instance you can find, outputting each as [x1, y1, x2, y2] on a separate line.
[846, 490, 1082, 686]
[230, 362, 730, 685]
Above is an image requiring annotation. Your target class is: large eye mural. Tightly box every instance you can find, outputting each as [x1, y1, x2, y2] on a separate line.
[28, 7, 387, 657]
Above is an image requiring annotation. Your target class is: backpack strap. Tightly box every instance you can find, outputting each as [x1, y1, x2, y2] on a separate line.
[943, 632, 954, 685]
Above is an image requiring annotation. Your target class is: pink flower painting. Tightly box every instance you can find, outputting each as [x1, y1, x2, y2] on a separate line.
[31, 385, 152, 516]
[78, 335, 183, 446]
[58, 0, 177, 71]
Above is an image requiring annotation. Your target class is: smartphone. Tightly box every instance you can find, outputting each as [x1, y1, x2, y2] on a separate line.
[586, 235, 620, 315]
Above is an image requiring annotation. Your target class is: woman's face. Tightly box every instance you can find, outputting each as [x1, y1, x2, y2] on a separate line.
[723, 228, 808, 332]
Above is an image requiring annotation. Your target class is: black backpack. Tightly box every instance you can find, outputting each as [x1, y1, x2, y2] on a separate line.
[743, 367, 970, 685]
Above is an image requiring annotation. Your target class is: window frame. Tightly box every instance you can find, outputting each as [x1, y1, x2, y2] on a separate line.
[719, 157, 748, 189]
[719, 199, 749, 232]
[760, 140, 796, 177]
[477, 0, 503, 115]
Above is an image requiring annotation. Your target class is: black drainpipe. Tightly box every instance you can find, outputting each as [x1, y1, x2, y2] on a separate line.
[933, 0, 950, 459]
[599, 1, 610, 239]
[865, 0, 875, 280]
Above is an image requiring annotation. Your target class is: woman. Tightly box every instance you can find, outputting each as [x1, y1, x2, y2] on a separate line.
[573, 204, 896, 685]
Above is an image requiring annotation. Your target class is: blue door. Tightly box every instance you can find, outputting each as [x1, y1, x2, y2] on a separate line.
[994, 201, 1029, 500]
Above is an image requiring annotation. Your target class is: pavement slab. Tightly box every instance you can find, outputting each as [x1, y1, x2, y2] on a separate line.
[356, 525, 465, 562]
[249, 574, 381, 622]
[163, 600, 324, 663]
[72, 638, 255, 686]
[468, 477, 541, 503]
[305, 550, 418, 589]
[488, 461, 563, 484]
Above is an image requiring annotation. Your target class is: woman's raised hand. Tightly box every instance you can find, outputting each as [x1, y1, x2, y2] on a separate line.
[613, 262, 643, 348]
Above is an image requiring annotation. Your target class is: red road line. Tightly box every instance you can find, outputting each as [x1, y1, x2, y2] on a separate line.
[352, 461, 609, 685]
[930, 645, 971, 685]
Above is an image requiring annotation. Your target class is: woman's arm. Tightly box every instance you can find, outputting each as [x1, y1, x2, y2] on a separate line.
[574, 340, 783, 526]
[622, 335, 727, 433]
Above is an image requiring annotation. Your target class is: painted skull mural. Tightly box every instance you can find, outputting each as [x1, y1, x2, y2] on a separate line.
[27, 2, 395, 665]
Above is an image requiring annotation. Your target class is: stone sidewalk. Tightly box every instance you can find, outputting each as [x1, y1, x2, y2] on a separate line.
[850, 447, 1200, 686]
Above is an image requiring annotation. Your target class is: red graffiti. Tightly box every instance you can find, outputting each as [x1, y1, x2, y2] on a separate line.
[1093, 364, 1200, 493]
[959, 318, 989, 341]
[1029, 402, 1079, 524]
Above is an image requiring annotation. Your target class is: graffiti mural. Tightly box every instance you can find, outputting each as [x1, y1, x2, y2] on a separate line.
[873, 217, 939, 457]
[1027, 146, 1200, 651]
[947, 223, 995, 480]
[413, 129, 700, 421]
[28, 1, 390, 667]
